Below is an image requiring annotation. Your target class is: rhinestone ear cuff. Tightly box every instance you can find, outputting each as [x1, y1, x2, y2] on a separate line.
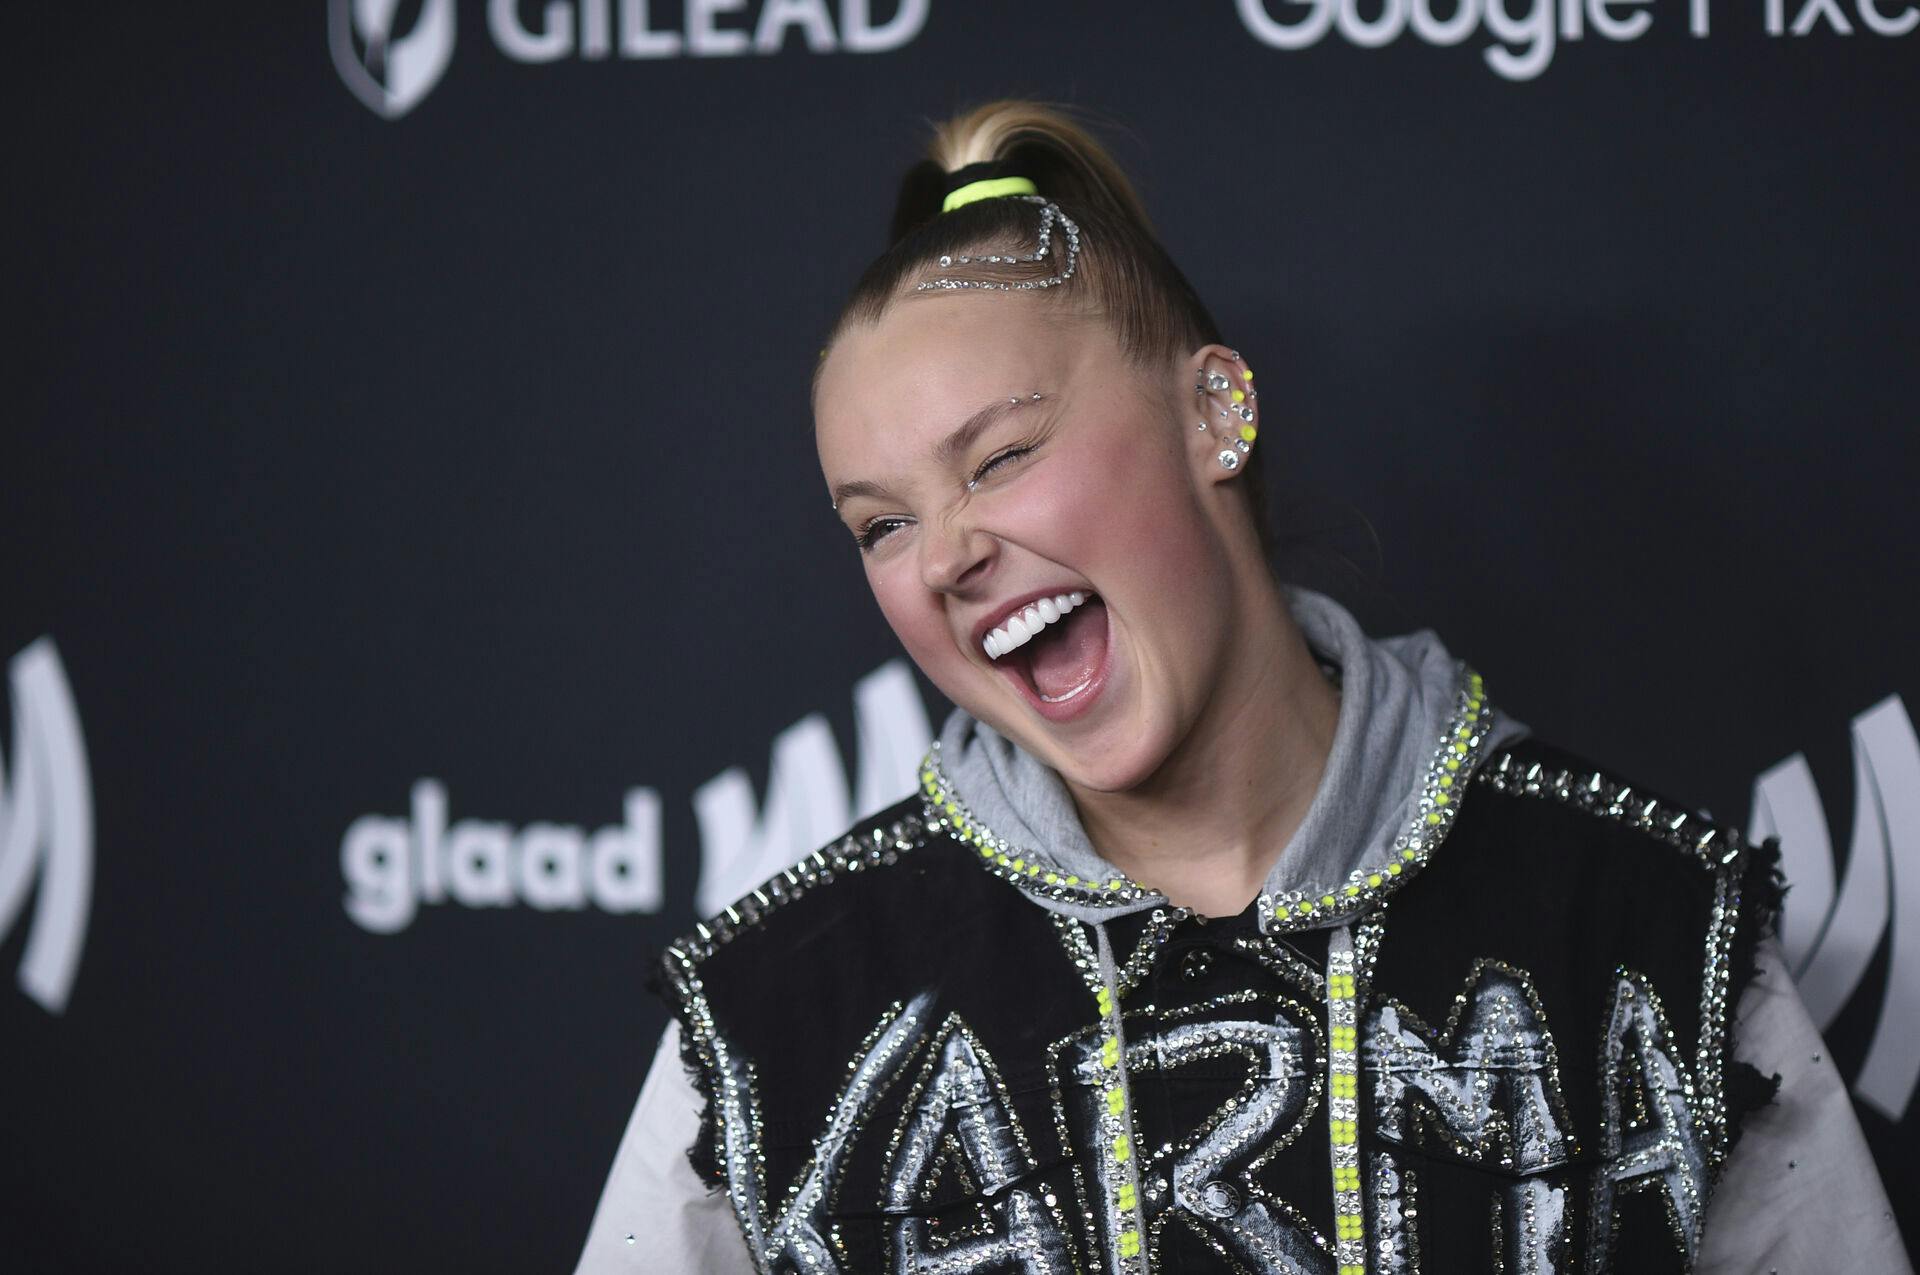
[1196, 351, 1257, 469]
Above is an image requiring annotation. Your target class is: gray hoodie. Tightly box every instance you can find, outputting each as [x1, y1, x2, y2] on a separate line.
[937, 587, 1526, 930]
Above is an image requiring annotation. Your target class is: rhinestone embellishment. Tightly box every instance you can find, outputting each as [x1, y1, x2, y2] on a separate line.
[916, 196, 1082, 293]
[1260, 666, 1491, 933]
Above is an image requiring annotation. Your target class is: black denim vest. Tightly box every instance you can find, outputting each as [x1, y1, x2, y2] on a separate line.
[659, 737, 1778, 1274]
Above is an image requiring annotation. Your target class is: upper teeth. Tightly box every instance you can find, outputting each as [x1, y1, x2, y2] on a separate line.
[984, 592, 1087, 660]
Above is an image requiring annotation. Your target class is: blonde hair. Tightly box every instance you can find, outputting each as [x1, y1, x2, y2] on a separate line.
[925, 102, 1155, 231]
[832, 101, 1221, 368]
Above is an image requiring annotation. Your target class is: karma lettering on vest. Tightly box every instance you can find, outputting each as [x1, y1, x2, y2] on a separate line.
[1053, 992, 1328, 1272]
[1367, 961, 1583, 1269]
[706, 966, 1712, 1272]
[885, 1021, 1077, 1273]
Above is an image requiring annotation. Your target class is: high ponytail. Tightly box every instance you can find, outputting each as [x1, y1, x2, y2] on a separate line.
[885, 103, 1156, 245]
[831, 101, 1222, 369]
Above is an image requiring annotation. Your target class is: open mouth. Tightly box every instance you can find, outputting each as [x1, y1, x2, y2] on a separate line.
[981, 591, 1112, 716]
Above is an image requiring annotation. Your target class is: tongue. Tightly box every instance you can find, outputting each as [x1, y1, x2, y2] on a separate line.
[1027, 600, 1107, 700]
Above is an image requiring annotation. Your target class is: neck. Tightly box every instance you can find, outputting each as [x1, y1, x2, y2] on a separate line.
[1066, 577, 1341, 918]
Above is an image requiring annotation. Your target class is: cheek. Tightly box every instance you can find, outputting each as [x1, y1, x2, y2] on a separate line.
[868, 557, 964, 671]
[1029, 428, 1216, 591]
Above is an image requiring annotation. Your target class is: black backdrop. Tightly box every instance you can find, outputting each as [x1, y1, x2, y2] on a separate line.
[4, 2, 1916, 1271]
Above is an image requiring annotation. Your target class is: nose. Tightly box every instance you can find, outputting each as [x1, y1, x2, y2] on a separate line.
[919, 516, 996, 596]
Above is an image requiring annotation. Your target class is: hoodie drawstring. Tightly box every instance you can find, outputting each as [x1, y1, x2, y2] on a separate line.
[1326, 923, 1367, 1275]
[1090, 920, 1151, 1272]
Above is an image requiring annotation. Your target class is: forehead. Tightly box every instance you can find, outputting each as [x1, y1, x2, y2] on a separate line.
[825, 294, 1092, 406]
[815, 295, 1111, 467]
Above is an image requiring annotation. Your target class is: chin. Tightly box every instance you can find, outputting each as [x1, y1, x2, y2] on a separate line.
[1019, 715, 1175, 797]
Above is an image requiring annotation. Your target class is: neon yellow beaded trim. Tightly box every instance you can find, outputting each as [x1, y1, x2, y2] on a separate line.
[1087, 974, 1148, 1274]
[1325, 940, 1367, 1273]
[920, 749, 1154, 906]
[1262, 667, 1490, 930]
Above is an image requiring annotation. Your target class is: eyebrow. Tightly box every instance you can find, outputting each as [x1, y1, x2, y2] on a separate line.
[829, 397, 1023, 509]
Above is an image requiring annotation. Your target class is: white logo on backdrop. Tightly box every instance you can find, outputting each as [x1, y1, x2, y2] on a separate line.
[488, 0, 930, 60]
[1236, 0, 1917, 83]
[341, 660, 932, 931]
[693, 659, 930, 914]
[0, 639, 93, 1014]
[331, 0, 458, 120]
[334, 0, 930, 117]
[1751, 693, 1920, 1121]
[341, 779, 663, 933]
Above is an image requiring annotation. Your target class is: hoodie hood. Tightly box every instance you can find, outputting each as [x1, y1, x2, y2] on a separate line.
[923, 588, 1528, 931]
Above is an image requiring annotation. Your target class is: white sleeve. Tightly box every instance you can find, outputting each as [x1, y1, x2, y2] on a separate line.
[575, 1021, 759, 1275]
[1695, 937, 1912, 1274]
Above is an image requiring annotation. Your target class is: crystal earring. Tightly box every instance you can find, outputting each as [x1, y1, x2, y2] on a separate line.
[1205, 370, 1231, 392]
[1218, 449, 1240, 471]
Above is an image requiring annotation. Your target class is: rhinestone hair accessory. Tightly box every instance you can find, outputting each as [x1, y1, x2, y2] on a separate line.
[916, 195, 1082, 293]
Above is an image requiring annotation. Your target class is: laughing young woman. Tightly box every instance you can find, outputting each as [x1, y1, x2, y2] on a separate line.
[577, 104, 1908, 1274]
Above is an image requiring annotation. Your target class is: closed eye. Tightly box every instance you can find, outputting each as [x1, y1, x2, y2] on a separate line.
[968, 442, 1038, 490]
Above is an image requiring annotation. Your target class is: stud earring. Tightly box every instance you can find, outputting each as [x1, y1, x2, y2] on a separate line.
[1218, 449, 1241, 471]
[1233, 404, 1255, 422]
[1205, 370, 1231, 392]
[1196, 419, 1209, 431]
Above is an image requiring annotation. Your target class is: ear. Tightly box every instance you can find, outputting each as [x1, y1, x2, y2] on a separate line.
[1182, 343, 1258, 485]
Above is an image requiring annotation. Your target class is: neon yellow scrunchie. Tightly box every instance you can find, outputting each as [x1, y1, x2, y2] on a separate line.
[942, 176, 1039, 213]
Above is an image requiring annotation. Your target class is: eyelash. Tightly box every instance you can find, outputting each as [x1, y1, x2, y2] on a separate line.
[968, 442, 1037, 489]
[856, 517, 909, 552]
[853, 441, 1042, 553]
